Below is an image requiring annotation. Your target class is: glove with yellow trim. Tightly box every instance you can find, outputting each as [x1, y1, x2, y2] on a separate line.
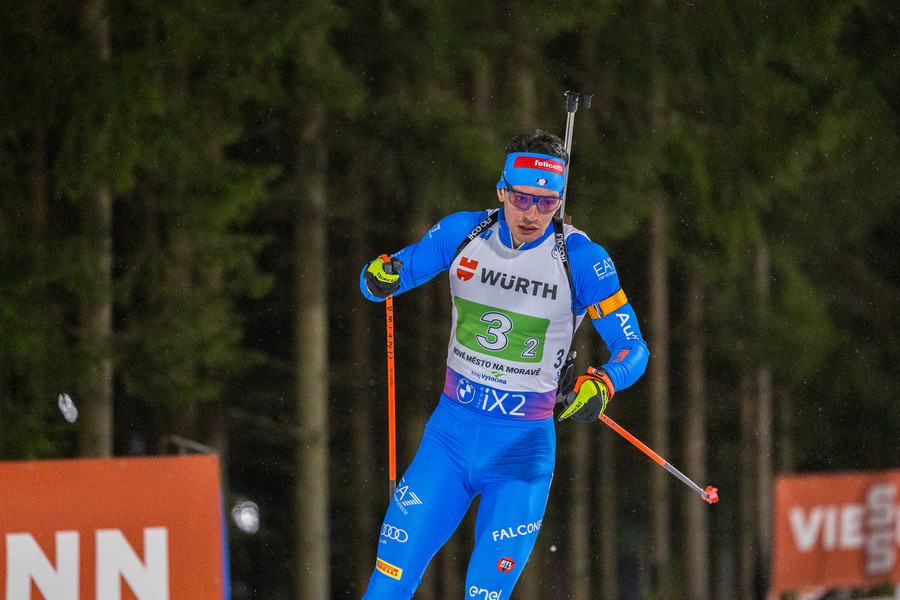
[556, 364, 615, 423]
[364, 254, 403, 299]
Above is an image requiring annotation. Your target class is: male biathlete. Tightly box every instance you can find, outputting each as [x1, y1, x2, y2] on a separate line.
[359, 129, 649, 599]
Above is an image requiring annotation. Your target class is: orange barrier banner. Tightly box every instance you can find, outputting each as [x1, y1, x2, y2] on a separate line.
[770, 469, 900, 596]
[0, 455, 228, 600]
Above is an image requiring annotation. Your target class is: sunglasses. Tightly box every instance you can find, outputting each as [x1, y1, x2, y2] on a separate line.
[503, 177, 561, 215]
[504, 184, 562, 215]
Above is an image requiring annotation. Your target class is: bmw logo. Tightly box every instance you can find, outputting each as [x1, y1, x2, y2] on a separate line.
[456, 378, 475, 404]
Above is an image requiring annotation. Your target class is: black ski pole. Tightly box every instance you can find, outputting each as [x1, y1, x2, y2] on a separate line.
[559, 90, 592, 221]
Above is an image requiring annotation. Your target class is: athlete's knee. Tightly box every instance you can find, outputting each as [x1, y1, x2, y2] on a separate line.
[465, 556, 525, 600]
[464, 540, 531, 599]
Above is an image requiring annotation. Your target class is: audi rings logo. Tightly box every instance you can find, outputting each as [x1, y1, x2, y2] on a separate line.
[381, 524, 409, 543]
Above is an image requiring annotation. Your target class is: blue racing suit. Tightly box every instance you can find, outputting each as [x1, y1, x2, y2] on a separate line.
[359, 207, 649, 599]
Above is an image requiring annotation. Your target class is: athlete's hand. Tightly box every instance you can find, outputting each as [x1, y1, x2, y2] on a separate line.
[556, 365, 614, 423]
[364, 254, 403, 299]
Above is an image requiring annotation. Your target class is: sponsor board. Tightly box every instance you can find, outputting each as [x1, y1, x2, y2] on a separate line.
[0, 455, 227, 599]
[770, 469, 900, 595]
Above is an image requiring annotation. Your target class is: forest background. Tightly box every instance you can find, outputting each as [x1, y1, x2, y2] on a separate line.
[1, 1, 898, 599]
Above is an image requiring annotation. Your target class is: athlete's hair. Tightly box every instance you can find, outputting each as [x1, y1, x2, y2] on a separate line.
[505, 130, 568, 164]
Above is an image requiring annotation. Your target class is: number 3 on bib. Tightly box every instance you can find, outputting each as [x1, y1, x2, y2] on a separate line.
[454, 298, 550, 363]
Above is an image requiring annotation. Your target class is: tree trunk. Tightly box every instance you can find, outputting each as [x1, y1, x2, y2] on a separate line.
[597, 414, 618, 600]
[77, 0, 114, 459]
[738, 373, 756, 600]
[646, 8, 673, 581]
[778, 391, 795, 474]
[348, 170, 378, 596]
[568, 424, 591, 599]
[684, 269, 710, 599]
[755, 241, 774, 591]
[349, 287, 377, 596]
[568, 329, 593, 600]
[648, 183, 671, 596]
[472, 60, 492, 124]
[293, 103, 330, 600]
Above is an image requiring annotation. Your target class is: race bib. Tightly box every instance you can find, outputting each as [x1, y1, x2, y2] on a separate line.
[453, 297, 549, 364]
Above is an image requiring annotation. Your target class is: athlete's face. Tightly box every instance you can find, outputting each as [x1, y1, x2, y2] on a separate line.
[497, 185, 559, 248]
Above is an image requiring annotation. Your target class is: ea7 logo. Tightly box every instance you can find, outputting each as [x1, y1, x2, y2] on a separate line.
[593, 258, 616, 280]
[457, 257, 478, 281]
[400, 492, 422, 507]
[392, 480, 423, 515]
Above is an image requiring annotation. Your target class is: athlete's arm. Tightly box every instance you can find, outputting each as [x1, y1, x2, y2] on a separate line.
[566, 231, 650, 392]
[359, 211, 490, 302]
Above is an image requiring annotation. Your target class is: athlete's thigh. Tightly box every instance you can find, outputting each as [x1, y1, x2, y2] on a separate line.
[362, 427, 475, 599]
[464, 475, 554, 600]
